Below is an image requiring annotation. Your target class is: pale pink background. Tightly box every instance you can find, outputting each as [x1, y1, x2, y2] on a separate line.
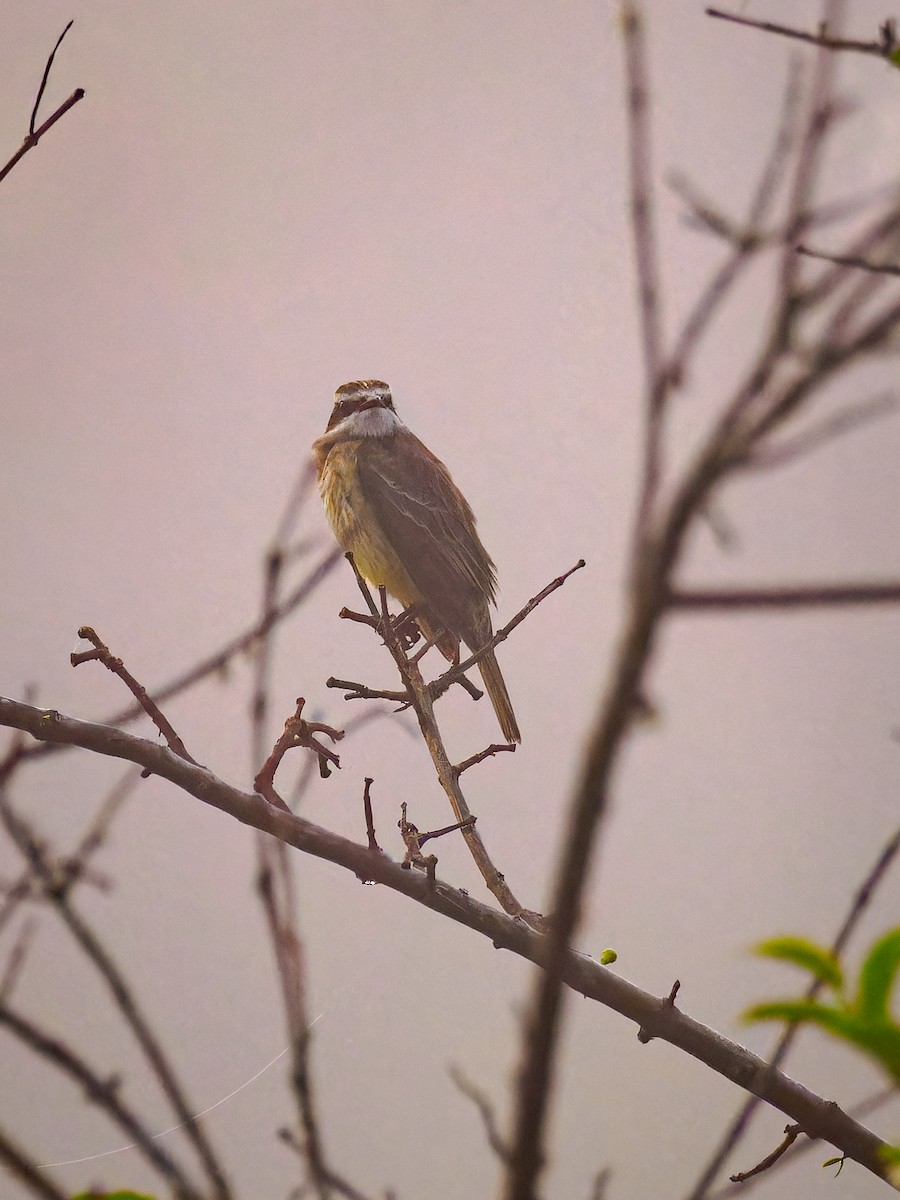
[2, 2, 900, 1198]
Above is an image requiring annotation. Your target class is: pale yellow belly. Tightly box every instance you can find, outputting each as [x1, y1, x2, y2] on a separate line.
[318, 444, 421, 610]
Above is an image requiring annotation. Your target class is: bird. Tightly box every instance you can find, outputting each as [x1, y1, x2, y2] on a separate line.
[313, 380, 520, 743]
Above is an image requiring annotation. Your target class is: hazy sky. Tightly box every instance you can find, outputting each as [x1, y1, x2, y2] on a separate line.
[2, 3, 900, 1199]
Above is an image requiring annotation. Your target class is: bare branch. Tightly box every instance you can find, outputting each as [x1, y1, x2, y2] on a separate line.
[622, 2, 666, 538]
[797, 243, 900, 275]
[0, 88, 85, 186]
[0, 998, 206, 1200]
[0, 1124, 71, 1200]
[72, 626, 199, 765]
[0, 787, 233, 1200]
[743, 393, 897, 470]
[729, 1126, 800, 1184]
[669, 581, 900, 610]
[453, 743, 517, 778]
[254, 699, 344, 806]
[128, 546, 340, 722]
[707, 1085, 898, 1199]
[0, 915, 37, 1002]
[258, 837, 372, 1200]
[338, 556, 545, 926]
[431, 560, 585, 703]
[0, 695, 893, 1184]
[29, 20, 75, 136]
[706, 8, 898, 60]
[450, 1065, 510, 1161]
[0, 21, 84, 188]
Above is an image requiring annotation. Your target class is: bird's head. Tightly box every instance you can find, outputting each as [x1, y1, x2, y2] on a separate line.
[325, 380, 400, 436]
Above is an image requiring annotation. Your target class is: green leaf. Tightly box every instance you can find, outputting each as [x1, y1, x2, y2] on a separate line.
[72, 1191, 158, 1199]
[744, 1000, 854, 1035]
[855, 929, 900, 1022]
[822, 1156, 845, 1176]
[600, 948, 618, 965]
[747, 1001, 900, 1082]
[754, 936, 843, 991]
[890, 46, 900, 67]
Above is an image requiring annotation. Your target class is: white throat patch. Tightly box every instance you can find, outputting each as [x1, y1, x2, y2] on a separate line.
[335, 405, 403, 439]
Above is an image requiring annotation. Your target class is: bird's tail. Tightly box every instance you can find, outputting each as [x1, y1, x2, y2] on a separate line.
[477, 647, 521, 744]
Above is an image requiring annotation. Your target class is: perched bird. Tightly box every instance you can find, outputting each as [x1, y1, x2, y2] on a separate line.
[313, 380, 520, 743]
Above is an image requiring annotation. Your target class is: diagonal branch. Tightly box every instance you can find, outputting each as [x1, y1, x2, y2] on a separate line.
[0, 695, 892, 1185]
[706, 8, 898, 60]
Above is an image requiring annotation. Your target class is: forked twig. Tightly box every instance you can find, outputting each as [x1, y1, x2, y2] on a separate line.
[255, 698, 344, 807]
[0, 20, 85, 187]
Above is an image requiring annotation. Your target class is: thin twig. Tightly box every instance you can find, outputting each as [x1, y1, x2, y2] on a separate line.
[450, 1065, 510, 1160]
[71, 627, 199, 765]
[622, 1, 666, 540]
[744, 393, 897, 471]
[0, 19, 84, 188]
[706, 8, 898, 60]
[454, 743, 517, 778]
[0, 88, 85, 187]
[431, 560, 585, 703]
[0, 915, 38, 1002]
[29, 20, 75, 136]
[663, 60, 804, 388]
[707, 1085, 897, 1199]
[797, 243, 900, 275]
[0, 1125, 71, 1200]
[258, 839, 372, 1200]
[22, 548, 342, 770]
[326, 678, 409, 704]
[729, 1126, 800, 1184]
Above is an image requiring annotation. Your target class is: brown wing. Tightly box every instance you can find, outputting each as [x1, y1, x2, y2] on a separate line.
[356, 430, 496, 644]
